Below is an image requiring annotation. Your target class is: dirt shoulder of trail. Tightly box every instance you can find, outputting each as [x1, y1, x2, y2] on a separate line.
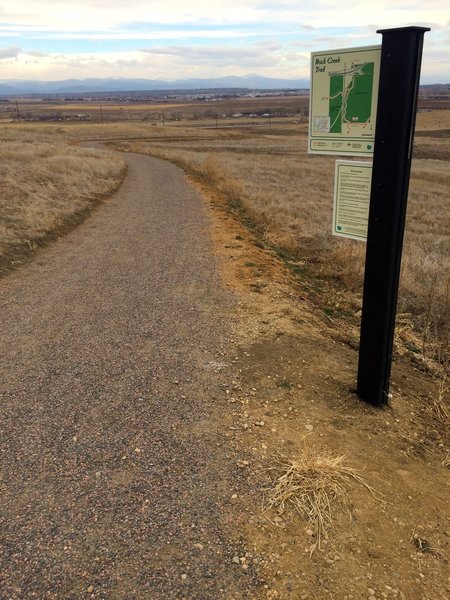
[190, 176, 450, 600]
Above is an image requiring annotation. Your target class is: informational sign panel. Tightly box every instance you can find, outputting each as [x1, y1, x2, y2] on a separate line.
[333, 161, 372, 241]
[309, 45, 381, 156]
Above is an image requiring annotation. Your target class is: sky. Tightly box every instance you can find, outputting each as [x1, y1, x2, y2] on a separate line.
[0, 1, 449, 83]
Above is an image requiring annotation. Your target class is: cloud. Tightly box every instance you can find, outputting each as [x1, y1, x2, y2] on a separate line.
[4, 2, 447, 33]
[2, 28, 272, 42]
[0, 46, 21, 59]
[140, 41, 286, 70]
[0, 1, 448, 82]
[26, 50, 48, 57]
[141, 41, 281, 59]
[0, 39, 302, 81]
[0, 1, 268, 30]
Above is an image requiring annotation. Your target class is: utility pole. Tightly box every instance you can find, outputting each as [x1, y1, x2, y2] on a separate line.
[99, 104, 104, 124]
[15, 100, 21, 123]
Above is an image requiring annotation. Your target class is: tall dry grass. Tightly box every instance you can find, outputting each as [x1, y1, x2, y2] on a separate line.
[0, 124, 125, 272]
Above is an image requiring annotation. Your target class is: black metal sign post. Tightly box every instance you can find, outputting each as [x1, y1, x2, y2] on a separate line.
[356, 26, 430, 406]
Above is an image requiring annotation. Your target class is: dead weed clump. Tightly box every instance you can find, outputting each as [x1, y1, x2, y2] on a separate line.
[263, 444, 379, 552]
[203, 154, 224, 183]
[203, 154, 245, 206]
[425, 377, 450, 443]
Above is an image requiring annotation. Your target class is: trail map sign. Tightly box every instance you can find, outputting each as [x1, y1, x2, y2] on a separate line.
[333, 161, 372, 241]
[309, 46, 381, 156]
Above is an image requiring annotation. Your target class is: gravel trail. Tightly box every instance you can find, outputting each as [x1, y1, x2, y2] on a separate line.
[0, 154, 258, 599]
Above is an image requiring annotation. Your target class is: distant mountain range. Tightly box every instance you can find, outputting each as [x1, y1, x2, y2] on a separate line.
[0, 75, 309, 96]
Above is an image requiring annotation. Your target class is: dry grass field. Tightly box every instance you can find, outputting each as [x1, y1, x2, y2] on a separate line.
[0, 124, 126, 274]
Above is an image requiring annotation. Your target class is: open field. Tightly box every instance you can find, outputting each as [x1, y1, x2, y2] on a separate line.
[0, 94, 310, 124]
[0, 126, 126, 275]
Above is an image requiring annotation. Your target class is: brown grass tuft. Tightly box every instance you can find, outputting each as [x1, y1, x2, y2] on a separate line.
[426, 377, 450, 441]
[263, 442, 380, 552]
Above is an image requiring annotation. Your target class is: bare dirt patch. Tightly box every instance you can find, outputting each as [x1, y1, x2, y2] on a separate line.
[193, 174, 449, 600]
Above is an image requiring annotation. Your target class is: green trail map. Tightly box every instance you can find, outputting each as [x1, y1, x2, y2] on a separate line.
[329, 62, 375, 134]
[309, 45, 381, 156]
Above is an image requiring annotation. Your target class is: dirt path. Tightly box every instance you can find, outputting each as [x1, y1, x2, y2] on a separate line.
[0, 154, 260, 599]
